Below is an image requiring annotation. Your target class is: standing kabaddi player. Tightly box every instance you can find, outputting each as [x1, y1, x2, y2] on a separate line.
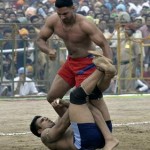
[36, 0, 118, 148]
[36, 0, 114, 112]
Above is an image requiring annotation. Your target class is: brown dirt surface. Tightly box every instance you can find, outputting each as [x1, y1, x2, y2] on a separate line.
[0, 95, 150, 150]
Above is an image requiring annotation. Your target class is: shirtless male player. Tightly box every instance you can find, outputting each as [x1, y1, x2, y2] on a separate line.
[36, 0, 118, 149]
[36, 0, 115, 115]
[30, 55, 119, 150]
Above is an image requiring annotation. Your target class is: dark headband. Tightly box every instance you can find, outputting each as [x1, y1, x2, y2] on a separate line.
[55, 0, 73, 8]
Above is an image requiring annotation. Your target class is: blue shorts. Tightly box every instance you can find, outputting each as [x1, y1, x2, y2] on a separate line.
[71, 121, 112, 150]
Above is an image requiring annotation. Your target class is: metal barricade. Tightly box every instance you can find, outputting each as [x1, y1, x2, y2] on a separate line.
[0, 23, 149, 97]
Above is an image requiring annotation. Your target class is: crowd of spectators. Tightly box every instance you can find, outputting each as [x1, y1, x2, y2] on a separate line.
[0, 0, 150, 96]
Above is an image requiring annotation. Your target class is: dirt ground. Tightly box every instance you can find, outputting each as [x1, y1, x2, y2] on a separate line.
[0, 95, 150, 150]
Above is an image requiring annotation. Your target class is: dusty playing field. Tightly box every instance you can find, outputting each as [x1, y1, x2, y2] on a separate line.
[0, 95, 150, 150]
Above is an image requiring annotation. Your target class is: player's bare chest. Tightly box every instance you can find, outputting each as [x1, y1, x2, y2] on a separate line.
[54, 25, 85, 42]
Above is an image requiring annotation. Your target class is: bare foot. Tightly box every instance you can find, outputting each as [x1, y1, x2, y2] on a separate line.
[103, 138, 119, 150]
[88, 50, 116, 75]
[88, 50, 112, 63]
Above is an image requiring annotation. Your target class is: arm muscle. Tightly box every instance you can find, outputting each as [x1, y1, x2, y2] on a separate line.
[81, 20, 112, 59]
[41, 110, 70, 143]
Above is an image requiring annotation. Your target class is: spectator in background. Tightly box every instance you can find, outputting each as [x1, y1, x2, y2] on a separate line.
[107, 17, 116, 33]
[94, 13, 103, 24]
[141, 5, 150, 17]
[27, 25, 37, 47]
[104, 0, 112, 11]
[25, 6, 37, 21]
[116, 0, 126, 12]
[87, 10, 96, 19]
[78, 0, 90, 14]
[29, 15, 47, 82]
[110, 11, 131, 52]
[16, 27, 29, 70]
[98, 18, 111, 39]
[0, 17, 6, 38]
[26, 65, 34, 79]
[127, 1, 142, 15]
[46, 0, 56, 15]
[41, 3, 50, 15]
[94, 1, 102, 8]
[36, 2, 47, 19]
[16, 0, 25, 9]
[16, 9, 26, 18]
[0, 0, 5, 9]
[132, 16, 145, 77]
[18, 27, 29, 48]
[27, 25, 37, 50]
[1, 28, 15, 79]
[133, 16, 145, 30]
[140, 14, 150, 69]
[142, 0, 150, 8]
[118, 11, 131, 24]
[5, 8, 14, 14]
[26, 30, 36, 72]
[98, 4, 108, 15]
[30, 15, 44, 33]
[119, 23, 141, 93]
[0, 8, 6, 18]
[103, 13, 110, 23]
[7, 11, 17, 22]
[14, 67, 38, 96]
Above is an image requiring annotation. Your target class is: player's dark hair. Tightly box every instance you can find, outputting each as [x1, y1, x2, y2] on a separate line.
[30, 115, 41, 137]
[55, 0, 73, 8]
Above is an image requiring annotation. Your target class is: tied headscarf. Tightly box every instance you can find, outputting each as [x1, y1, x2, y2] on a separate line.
[55, 0, 73, 8]
[19, 28, 29, 35]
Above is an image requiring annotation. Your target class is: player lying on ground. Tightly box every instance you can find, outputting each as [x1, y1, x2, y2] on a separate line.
[30, 54, 119, 150]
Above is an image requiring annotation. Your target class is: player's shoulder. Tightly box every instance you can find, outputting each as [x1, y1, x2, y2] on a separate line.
[77, 14, 88, 23]
[78, 14, 94, 25]
[41, 128, 58, 149]
[41, 128, 54, 143]
[77, 14, 96, 31]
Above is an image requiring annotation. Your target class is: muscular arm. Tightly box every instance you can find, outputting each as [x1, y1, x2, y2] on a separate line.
[51, 99, 70, 117]
[36, 14, 56, 55]
[81, 19, 112, 59]
[41, 109, 70, 144]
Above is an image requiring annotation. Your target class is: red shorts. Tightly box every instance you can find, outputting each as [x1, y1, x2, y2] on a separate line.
[58, 55, 96, 87]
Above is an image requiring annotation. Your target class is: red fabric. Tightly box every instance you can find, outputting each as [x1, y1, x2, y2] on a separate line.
[58, 56, 96, 87]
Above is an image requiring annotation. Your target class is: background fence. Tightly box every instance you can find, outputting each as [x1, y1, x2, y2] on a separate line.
[0, 23, 149, 97]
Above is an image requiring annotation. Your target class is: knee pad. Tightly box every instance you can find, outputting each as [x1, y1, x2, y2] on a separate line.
[70, 87, 87, 105]
[88, 86, 103, 100]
